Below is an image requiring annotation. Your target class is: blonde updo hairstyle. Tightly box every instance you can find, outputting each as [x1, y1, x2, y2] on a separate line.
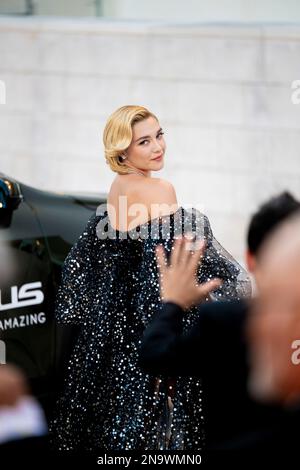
[103, 105, 158, 174]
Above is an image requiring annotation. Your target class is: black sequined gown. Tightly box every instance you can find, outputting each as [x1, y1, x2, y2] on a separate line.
[50, 206, 251, 450]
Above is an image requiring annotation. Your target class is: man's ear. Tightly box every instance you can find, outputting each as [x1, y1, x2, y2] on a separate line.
[246, 250, 256, 273]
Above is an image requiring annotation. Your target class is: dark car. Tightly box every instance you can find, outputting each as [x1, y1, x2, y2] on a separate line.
[0, 173, 106, 420]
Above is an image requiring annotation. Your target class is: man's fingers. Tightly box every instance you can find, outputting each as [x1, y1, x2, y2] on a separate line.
[155, 245, 167, 275]
[180, 235, 195, 266]
[188, 240, 206, 271]
[171, 237, 206, 270]
[196, 278, 222, 300]
[171, 237, 184, 267]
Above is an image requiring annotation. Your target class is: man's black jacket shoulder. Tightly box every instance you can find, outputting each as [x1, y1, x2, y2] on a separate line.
[139, 299, 294, 451]
[139, 299, 248, 378]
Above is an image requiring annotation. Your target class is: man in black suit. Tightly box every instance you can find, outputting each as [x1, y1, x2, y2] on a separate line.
[247, 212, 300, 406]
[139, 192, 300, 453]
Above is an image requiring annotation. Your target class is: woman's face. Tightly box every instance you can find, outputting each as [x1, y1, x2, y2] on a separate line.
[124, 116, 166, 172]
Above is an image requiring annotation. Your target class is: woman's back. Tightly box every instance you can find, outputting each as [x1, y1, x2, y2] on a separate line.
[107, 174, 179, 232]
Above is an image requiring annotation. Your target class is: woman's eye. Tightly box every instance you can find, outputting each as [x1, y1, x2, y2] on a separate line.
[139, 133, 164, 145]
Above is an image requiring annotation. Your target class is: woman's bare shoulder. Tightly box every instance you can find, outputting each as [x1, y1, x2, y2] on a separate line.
[112, 175, 176, 200]
[136, 178, 178, 219]
[111, 173, 177, 202]
[108, 176, 178, 227]
[142, 177, 176, 195]
[135, 177, 177, 206]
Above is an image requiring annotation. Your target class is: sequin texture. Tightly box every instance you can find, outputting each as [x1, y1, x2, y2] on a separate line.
[50, 206, 251, 450]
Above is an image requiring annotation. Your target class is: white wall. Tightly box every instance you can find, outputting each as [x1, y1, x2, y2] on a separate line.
[102, 0, 300, 23]
[0, 16, 300, 261]
[2, 0, 300, 22]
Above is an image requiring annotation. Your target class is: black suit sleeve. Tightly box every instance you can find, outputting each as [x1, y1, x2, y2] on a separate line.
[139, 301, 205, 377]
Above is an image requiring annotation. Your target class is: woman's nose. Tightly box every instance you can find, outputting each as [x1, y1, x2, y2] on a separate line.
[152, 141, 162, 153]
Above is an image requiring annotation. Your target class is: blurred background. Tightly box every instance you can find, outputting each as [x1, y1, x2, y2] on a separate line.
[1, 0, 300, 261]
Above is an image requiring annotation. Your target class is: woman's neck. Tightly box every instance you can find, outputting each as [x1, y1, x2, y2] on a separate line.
[125, 163, 151, 178]
[127, 169, 150, 178]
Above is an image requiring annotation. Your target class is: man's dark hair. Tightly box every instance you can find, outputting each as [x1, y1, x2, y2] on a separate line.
[247, 191, 300, 255]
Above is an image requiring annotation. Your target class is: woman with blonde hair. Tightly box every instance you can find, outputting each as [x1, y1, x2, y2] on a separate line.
[51, 105, 251, 451]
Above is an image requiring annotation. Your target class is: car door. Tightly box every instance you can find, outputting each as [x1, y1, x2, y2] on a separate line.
[0, 176, 55, 415]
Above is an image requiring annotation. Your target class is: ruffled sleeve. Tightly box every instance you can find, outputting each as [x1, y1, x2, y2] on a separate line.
[194, 211, 252, 300]
[54, 213, 101, 325]
[165, 207, 251, 301]
[201, 212, 252, 300]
